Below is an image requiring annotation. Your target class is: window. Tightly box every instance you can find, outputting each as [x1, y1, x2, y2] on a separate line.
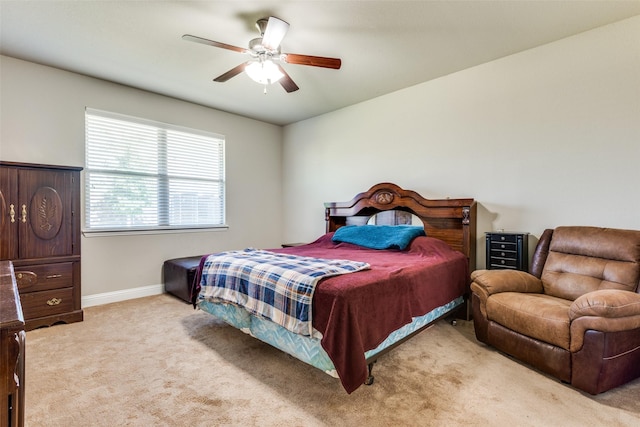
[84, 108, 225, 233]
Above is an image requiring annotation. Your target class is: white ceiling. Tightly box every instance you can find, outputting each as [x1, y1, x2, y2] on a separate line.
[2, 1, 640, 126]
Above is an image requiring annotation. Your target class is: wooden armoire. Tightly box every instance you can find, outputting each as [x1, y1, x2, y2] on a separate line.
[0, 161, 82, 331]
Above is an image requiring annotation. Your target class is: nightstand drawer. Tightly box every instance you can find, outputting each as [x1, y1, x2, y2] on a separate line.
[490, 248, 517, 259]
[489, 256, 518, 269]
[490, 241, 517, 251]
[14, 262, 74, 292]
[489, 233, 518, 243]
[20, 287, 74, 320]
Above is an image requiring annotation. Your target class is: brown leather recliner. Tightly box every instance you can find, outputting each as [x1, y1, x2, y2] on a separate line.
[471, 226, 640, 394]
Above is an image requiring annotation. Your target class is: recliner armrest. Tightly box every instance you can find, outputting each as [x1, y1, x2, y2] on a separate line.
[569, 290, 640, 352]
[569, 289, 640, 320]
[470, 269, 543, 296]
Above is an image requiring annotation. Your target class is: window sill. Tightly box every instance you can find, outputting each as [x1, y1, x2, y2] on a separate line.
[82, 225, 229, 238]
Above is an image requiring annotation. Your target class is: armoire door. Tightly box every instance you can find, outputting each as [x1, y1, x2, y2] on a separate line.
[17, 168, 75, 260]
[0, 167, 18, 261]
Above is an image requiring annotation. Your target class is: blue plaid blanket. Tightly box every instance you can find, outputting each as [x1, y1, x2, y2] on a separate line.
[198, 249, 370, 336]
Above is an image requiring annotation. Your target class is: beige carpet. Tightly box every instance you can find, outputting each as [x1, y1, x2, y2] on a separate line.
[25, 294, 640, 426]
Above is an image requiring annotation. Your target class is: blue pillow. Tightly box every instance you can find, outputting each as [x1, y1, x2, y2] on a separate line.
[332, 225, 426, 250]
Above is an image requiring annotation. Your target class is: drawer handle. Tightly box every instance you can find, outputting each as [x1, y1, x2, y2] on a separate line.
[501, 260, 505, 264]
[15, 271, 38, 287]
[9, 204, 16, 223]
[46, 298, 62, 306]
[11, 332, 23, 389]
[500, 236, 505, 241]
[46, 274, 63, 279]
[21, 204, 27, 223]
[501, 252, 506, 257]
[501, 244, 505, 249]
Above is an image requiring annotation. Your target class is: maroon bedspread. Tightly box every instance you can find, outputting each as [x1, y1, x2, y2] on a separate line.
[273, 233, 468, 394]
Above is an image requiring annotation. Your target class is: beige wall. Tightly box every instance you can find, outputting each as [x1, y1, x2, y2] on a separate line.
[0, 56, 283, 297]
[281, 16, 640, 269]
[2, 15, 639, 298]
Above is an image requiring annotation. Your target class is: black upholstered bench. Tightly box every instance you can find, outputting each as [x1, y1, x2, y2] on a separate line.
[163, 255, 204, 303]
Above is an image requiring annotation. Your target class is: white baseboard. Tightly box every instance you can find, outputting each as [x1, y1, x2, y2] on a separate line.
[82, 284, 164, 308]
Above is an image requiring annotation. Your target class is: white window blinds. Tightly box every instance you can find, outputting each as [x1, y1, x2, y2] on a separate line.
[85, 108, 225, 232]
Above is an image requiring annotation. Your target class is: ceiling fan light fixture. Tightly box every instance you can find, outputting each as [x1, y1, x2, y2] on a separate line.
[245, 60, 284, 85]
[184, 16, 340, 93]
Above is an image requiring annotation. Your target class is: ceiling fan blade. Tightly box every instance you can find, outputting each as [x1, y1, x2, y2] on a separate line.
[276, 65, 299, 93]
[262, 17, 289, 50]
[182, 34, 247, 54]
[282, 53, 341, 69]
[213, 62, 250, 82]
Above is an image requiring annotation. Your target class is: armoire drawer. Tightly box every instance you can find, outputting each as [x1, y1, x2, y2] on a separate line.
[19, 287, 74, 320]
[14, 262, 74, 292]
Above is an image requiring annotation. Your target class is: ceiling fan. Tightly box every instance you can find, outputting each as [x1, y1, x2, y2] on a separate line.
[183, 16, 341, 93]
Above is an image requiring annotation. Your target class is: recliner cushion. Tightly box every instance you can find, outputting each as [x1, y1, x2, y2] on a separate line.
[486, 292, 572, 350]
[541, 227, 640, 300]
[542, 253, 639, 300]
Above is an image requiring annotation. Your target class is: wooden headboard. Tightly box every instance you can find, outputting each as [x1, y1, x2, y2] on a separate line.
[324, 182, 477, 272]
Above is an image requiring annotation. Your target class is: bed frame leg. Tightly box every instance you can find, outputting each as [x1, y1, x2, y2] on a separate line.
[365, 361, 375, 385]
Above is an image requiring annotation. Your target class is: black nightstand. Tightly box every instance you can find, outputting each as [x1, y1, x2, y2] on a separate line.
[485, 232, 529, 271]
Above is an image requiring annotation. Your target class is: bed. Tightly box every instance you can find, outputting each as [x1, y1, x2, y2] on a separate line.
[192, 182, 477, 393]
